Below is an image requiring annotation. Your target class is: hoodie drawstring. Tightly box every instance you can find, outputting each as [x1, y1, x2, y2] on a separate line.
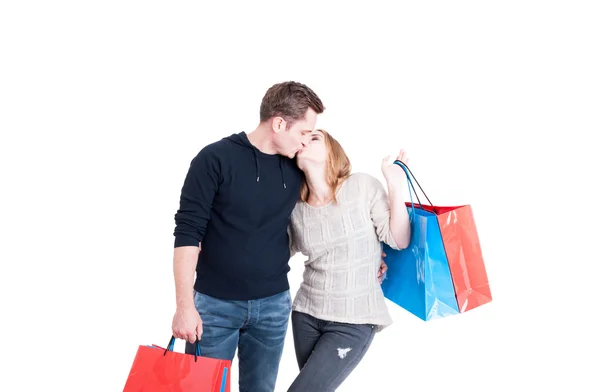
[253, 149, 260, 182]
[228, 132, 286, 188]
[251, 148, 286, 188]
[279, 156, 287, 189]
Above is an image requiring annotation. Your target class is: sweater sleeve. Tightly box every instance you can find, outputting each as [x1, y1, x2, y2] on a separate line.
[287, 224, 298, 257]
[367, 175, 401, 250]
[173, 147, 221, 247]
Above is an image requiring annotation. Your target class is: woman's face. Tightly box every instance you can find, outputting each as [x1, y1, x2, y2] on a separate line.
[296, 130, 328, 170]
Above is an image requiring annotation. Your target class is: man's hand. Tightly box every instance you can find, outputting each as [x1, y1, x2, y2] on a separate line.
[377, 251, 388, 284]
[172, 305, 203, 344]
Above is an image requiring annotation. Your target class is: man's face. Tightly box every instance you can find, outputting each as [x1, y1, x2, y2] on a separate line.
[273, 108, 318, 158]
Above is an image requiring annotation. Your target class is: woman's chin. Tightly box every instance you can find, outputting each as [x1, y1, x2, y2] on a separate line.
[296, 158, 309, 170]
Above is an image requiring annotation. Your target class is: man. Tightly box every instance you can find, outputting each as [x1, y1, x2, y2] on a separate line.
[171, 81, 325, 392]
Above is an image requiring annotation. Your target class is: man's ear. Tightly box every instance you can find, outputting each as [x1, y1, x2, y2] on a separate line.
[272, 117, 287, 133]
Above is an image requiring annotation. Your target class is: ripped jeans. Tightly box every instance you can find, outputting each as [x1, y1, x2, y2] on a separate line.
[287, 311, 376, 392]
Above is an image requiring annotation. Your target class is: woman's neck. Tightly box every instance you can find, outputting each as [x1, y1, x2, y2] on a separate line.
[304, 166, 332, 206]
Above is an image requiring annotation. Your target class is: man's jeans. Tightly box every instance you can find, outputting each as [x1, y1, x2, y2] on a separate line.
[185, 289, 292, 392]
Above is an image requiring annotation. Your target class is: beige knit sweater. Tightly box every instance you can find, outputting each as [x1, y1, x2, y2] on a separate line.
[288, 172, 401, 331]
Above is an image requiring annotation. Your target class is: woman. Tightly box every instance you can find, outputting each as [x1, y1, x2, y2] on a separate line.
[286, 129, 411, 392]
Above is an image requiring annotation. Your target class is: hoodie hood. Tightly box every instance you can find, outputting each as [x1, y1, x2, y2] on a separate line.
[226, 132, 288, 188]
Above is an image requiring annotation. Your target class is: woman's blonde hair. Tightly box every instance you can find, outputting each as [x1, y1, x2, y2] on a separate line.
[300, 129, 351, 204]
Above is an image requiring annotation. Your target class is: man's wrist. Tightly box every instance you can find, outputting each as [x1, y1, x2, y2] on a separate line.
[176, 297, 195, 309]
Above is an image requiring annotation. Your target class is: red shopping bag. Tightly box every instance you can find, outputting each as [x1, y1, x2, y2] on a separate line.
[396, 161, 492, 314]
[123, 336, 231, 392]
[435, 203, 492, 312]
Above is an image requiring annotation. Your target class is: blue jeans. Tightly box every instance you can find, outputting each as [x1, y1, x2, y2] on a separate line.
[185, 289, 292, 392]
[287, 311, 376, 392]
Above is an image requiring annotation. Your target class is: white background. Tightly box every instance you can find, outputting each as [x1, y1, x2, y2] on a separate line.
[1, 1, 599, 391]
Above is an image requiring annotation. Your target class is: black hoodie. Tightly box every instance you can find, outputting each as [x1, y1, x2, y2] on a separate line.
[173, 132, 303, 300]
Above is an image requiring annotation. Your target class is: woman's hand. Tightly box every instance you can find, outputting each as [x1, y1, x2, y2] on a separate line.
[377, 252, 388, 284]
[381, 149, 409, 186]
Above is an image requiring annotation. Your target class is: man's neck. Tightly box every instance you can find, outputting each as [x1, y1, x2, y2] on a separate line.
[246, 124, 277, 155]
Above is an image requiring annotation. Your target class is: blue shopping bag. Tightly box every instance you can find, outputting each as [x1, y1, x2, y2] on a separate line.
[381, 161, 460, 321]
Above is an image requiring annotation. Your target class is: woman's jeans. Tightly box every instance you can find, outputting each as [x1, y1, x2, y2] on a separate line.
[287, 311, 376, 392]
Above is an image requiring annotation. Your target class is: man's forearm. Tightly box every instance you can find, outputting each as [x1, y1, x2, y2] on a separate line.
[173, 245, 200, 309]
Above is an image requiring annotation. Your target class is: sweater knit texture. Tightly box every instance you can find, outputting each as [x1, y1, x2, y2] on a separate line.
[288, 172, 401, 331]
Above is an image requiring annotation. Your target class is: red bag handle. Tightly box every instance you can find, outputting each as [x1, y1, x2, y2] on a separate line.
[164, 335, 202, 362]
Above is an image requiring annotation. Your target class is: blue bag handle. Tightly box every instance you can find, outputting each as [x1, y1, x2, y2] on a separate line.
[393, 160, 434, 219]
[164, 335, 202, 362]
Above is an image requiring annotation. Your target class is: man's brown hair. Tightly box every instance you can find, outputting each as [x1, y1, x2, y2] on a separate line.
[260, 81, 325, 125]
[300, 129, 351, 205]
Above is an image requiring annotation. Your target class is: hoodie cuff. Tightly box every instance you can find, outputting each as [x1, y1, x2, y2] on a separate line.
[174, 233, 201, 248]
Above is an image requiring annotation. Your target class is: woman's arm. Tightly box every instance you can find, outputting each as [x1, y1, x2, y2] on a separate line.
[385, 179, 411, 249]
[370, 150, 412, 249]
[369, 175, 410, 250]
[381, 151, 412, 249]
[287, 223, 299, 258]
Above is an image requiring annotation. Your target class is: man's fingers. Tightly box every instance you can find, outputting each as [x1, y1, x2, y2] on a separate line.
[187, 332, 196, 344]
[173, 325, 195, 343]
[172, 326, 182, 340]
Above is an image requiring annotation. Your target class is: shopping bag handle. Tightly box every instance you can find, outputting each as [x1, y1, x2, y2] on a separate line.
[393, 160, 434, 210]
[164, 335, 202, 362]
